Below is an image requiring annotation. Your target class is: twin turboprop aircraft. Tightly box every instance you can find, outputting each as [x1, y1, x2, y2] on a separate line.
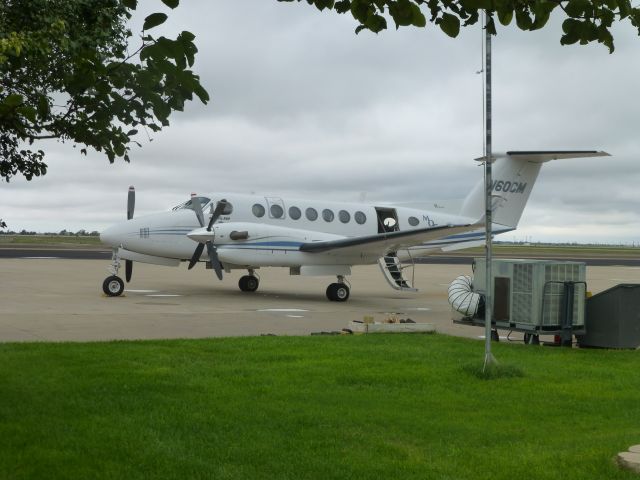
[100, 151, 608, 301]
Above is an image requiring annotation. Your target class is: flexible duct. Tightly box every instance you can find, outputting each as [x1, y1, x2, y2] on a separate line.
[448, 275, 482, 317]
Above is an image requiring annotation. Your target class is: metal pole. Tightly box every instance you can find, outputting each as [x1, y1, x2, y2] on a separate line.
[483, 12, 497, 370]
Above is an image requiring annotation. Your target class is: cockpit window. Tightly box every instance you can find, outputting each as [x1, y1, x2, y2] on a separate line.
[221, 202, 233, 215]
[172, 197, 211, 211]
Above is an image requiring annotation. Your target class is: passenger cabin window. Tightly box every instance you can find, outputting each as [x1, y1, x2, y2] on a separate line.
[339, 210, 350, 223]
[270, 204, 284, 219]
[289, 206, 301, 220]
[252, 203, 265, 218]
[306, 207, 318, 221]
[408, 216, 419, 226]
[322, 209, 334, 222]
[354, 211, 367, 225]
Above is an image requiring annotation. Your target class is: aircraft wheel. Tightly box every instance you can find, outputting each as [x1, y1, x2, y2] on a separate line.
[326, 284, 334, 301]
[239, 275, 259, 292]
[326, 283, 349, 302]
[103, 275, 124, 297]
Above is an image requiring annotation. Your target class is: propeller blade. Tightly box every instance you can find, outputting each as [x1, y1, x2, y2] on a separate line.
[205, 242, 224, 280]
[125, 259, 133, 282]
[207, 199, 228, 231]
[188, 243, 205, 270]
[192, 196, 205, 228]
[127, 185, 135, 220]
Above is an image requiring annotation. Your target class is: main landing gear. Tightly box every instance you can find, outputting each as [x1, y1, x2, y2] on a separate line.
[238, 270, 260, 292]
[326, 276, 350, 302]
[102, 249, 125, 297]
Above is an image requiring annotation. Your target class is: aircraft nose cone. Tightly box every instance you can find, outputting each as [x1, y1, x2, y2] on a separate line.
[100, 224, 122, 247]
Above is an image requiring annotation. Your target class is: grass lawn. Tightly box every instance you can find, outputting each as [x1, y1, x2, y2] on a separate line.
[1, 334, 638, 479]
[461, 244, 640, 258]
[1, 235, 638, 258]
[0, 235, 103, 247]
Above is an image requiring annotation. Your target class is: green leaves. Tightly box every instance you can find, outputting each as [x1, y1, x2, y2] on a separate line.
[0, 0, 208, 182]
[497, 9, 513, 26]
[278, 0, 640, 52]
[565, 0, 592, 18]
[3, 94, 24, 108]
[389, 0, 426, 28]
[143, 13, 168, 31]
[438, 12, 460, 37]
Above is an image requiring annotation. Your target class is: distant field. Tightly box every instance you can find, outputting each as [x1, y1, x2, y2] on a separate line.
[0, 334, 638, 480]
[0, 235, 103, 247]
[0, 234, 637, 258]
[459, 244, 640, 258]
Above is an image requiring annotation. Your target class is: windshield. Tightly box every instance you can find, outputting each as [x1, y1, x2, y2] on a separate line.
[172, 196, 211, 211]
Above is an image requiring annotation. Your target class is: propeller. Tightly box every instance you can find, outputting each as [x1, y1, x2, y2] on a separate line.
[125, 185, 135, 282]
[188, 198, 227, 280]
[127, 185, 135, 220]
[125, 260, 133, 282]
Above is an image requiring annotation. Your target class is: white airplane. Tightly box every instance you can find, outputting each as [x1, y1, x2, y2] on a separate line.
[100, 150, 608, 301]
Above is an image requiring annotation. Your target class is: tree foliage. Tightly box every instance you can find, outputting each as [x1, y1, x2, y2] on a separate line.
[279, 0, 640, 52]
[0, 0, 208, 182]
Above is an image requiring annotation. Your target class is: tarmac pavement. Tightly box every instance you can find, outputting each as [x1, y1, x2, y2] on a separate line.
[0, 258, 638, 342]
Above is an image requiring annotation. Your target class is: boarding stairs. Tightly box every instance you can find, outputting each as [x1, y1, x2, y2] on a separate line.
[378, 252, 418, 292]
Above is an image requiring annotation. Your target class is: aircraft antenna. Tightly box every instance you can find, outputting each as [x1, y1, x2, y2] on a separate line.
[482, 11, 497, 369]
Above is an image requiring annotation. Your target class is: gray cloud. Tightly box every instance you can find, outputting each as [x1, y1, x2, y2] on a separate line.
[1, 1, 638, 244]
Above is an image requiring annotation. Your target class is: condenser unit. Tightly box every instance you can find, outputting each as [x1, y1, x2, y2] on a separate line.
[473, 258, 586, 330]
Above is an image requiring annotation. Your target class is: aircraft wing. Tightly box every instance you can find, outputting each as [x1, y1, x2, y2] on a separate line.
[299, 223, 481, 257]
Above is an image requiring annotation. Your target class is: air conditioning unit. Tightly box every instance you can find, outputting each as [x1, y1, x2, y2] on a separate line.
[473, 258, 586, 330]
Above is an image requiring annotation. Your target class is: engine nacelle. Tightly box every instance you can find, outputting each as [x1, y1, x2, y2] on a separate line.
[210, 222, 342, 246]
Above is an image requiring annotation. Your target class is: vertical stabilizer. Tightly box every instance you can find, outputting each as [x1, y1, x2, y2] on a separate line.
[459, 151, 609, 228]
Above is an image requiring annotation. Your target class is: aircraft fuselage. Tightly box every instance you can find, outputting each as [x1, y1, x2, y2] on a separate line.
[101, 192, 488, 268]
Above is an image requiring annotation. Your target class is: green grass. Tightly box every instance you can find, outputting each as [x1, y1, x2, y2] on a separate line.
[1, 235, 638, 256]
[1, 335, 638, 480]
[459, 244, 639, 258]
[0, 235, 103, 247]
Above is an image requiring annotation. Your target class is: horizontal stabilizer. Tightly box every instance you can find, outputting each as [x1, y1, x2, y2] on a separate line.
[476, 150, 610, 163]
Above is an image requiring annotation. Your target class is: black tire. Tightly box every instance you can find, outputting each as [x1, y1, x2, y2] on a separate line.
[326, 284, 336, 301]
[239, 275, 259, 292]
[326, 283, 349, 302]
[103, 275, 124, 297]
[490, 329, 500, 342]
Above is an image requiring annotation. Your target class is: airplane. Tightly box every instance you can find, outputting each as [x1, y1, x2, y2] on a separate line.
[100, 150, 608, 301]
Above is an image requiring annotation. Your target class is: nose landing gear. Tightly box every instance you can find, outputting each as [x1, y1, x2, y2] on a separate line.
[103, 275, 125, 296]
[102, 249, 125, 297]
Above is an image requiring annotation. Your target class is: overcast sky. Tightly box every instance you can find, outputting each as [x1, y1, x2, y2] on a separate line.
[1, 1, 639, 244]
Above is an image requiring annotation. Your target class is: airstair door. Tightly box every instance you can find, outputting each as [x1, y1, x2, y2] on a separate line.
[374, 207, 399, 233]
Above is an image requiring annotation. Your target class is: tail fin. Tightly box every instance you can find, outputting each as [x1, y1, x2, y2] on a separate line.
[459, 151, 609, 228]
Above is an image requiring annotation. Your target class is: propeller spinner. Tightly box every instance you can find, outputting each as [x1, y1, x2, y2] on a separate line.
[187, 198, 227, 280]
